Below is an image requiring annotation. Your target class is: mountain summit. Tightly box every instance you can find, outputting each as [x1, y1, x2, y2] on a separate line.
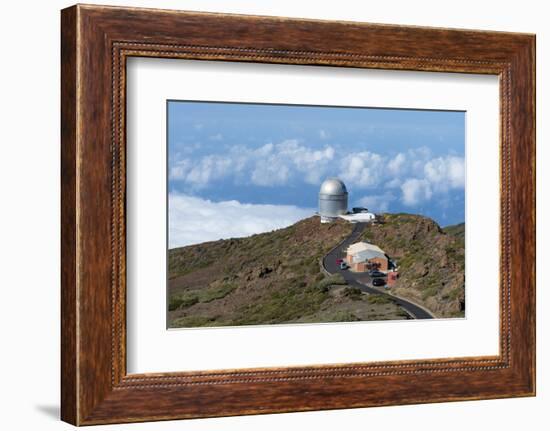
[168, 214, 465, 328]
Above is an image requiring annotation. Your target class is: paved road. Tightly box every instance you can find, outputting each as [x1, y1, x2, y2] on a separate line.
[322, 222, 434, 320]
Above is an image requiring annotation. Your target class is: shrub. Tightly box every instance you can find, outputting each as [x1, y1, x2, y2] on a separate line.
[168, 282, 237, 311]
[200, 283, 237, 303]
[168, 294, 199, 311]
[342, 286, 363, 300]
[316, 273, 347, 291]
[172, 315, 216, 328]
[325, 311, 361, 322]
[421, 286, 439, 300]
[231, 283, 330, 325]
[368, 294, 392, 305]
[448, 287, 463, 301]
[309, 261, 321, 275]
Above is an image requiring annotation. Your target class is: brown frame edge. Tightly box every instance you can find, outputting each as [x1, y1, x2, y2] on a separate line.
[61, 4, 535, 426]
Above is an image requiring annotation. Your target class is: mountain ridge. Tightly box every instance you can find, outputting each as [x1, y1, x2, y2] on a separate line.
[168, 213, 465, 327]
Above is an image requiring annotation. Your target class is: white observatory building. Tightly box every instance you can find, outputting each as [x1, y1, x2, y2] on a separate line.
[319, 177, 349, 223]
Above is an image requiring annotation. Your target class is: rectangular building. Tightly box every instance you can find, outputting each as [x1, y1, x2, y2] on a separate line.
[346, 242, 389, 272]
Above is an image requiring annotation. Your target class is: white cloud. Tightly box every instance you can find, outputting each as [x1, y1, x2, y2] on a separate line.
[278, 140, 335, 185]
[169, 193, 314, 248]
[424, 156, 465, 190]
[356, 192, 396, 213]
[169, 159, 191, 180]
[385, 178, 402, 189]
[169, 155, 233, 188]
[375, 152, 465, 207]
[338, 151, 385, 188]
[170, 140, 464, 209]
[254, 142, 274, 156]
[180, 142, 202, 155]
[171, 139, 337, 188]
[401, 178, 433, 206]
[251, 157, 290, 186]
[387, 153, 406, 176]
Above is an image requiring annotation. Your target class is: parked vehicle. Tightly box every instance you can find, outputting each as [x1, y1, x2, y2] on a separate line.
[335, 258, 343, 264]
[369, 270, 385, 278]
[372, 278, 386, 287]
[339, 262, 349, 270]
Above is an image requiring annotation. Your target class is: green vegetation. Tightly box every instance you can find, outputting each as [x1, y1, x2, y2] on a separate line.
[168, 282, 237, 311]
[314, 272, 325, 282]
[322, 311, 361, 322]
[421, 286, 439, 300]
[342, 286, 363, 300]
[368, 294, 393, 305]
[315, 273, 347, 291]
[231, 284, 330, 326]
[172, 315, 222, 327]
[200, 283, 238, 302]
[168, 295, 199, 311]
[167, 214, 459, 327]
[443, 222, 465, 241]
[448, 287, 463, 301]
[168, 218, 361, 327]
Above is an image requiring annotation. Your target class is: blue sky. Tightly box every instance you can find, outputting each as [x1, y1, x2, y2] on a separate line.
[168, 101, 465, 247]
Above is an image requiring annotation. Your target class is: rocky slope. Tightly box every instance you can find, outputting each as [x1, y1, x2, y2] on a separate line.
[361, 214, 465, 318]
[168, 216, 408, 328]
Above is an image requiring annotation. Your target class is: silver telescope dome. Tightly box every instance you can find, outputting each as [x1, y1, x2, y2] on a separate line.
[319, 177, 348, 223]
[319, 178, 348, 195]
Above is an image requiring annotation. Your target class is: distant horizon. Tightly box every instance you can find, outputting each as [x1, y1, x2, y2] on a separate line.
[168, 101, 465, 248]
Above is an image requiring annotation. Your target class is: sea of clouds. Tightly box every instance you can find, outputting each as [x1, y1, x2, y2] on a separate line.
[169, 193, 314, 248]
[170, 139, 464, 208]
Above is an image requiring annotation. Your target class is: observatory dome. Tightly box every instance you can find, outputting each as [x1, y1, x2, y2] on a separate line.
[319, 177, 348, 223]
[319, 177, 348, 195]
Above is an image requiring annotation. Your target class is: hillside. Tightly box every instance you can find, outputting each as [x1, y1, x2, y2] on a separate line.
[443, 222, 465, 242]
[168, 217, 408, 328]
[361, 214, 465, 318]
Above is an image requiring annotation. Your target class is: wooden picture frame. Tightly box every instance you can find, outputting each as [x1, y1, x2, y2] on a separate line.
[61, 4, 535, 425]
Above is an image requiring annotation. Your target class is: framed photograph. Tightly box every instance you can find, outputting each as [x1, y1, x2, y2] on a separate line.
[61, 4, 535, 425]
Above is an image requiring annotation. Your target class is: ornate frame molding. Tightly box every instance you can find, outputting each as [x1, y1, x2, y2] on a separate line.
[61, 5, 535, 425]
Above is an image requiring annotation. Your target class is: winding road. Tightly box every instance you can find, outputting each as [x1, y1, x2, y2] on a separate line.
[322, 222, 434, 320]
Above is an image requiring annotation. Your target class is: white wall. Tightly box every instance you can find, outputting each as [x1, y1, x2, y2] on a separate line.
[0, 0, 546, 429]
